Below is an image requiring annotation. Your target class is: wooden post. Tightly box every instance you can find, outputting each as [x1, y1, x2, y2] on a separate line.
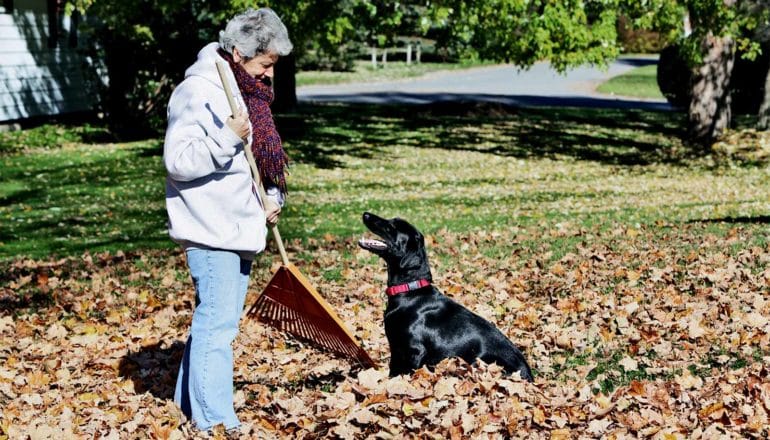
[416, 44, 421, 63]
[381, 49, 387, 65]
[406, 44, 412, 64]
[371, 47, 377, 68]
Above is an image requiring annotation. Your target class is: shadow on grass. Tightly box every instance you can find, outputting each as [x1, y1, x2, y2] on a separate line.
[0, 117, 117, 156]
[278, 102, 690, 169]
[689, 216, 770, 224]
[615, 58, 659, 68]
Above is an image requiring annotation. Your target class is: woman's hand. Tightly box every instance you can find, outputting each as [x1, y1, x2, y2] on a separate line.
[264, 198, 281, 226]
[226, 110, 250, 141]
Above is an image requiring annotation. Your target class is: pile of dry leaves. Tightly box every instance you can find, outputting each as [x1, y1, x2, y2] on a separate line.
[712, 128, 770, 164]
[2, 224, 770, 439]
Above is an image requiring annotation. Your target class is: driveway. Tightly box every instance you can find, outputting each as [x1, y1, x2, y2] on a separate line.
[297, 56, 672, 111]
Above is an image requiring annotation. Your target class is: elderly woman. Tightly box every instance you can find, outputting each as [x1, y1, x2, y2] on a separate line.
[163, 8, 292, 432]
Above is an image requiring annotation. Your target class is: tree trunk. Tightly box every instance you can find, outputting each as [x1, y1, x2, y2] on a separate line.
[687, 33, 736, 145]
[103, 38, 138, 133]
[272, 53, 297, 113]
[759, 61, 770, 130]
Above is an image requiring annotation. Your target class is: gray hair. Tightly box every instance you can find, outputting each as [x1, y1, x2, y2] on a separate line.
[219, 8, 293, 58]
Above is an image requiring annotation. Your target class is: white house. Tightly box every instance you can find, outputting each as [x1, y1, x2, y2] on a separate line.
[0, 0, 99, 123]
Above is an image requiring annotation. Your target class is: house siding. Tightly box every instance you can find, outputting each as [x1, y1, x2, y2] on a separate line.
[0, 0, 99, 122]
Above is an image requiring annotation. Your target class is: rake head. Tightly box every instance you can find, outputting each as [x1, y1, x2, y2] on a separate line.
[247, 264, 376, 368]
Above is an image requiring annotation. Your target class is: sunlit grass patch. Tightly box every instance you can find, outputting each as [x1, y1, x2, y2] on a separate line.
[596, 64, 665, 100]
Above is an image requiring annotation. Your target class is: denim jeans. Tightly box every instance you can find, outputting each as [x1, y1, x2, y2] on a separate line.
[175, 248, 252, 431]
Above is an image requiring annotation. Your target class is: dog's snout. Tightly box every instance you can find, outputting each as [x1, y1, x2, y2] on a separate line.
[363, 212, 371, 221]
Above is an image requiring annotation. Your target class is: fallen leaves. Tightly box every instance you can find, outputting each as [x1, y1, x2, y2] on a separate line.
[1, 223, 770, 438]
[712, 128, 770, 164]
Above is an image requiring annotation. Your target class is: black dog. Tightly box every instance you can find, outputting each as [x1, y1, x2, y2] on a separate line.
[359, 212, 533, 381]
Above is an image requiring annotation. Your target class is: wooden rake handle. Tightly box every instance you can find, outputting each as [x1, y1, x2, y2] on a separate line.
[215, 60, 290, 266]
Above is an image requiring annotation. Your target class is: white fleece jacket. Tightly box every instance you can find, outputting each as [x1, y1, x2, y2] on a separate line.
[164, 42, 268, 256]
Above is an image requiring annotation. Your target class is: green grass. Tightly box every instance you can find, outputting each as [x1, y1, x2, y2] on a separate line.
[1, 102, 769, 261]
[0, 123, 112, 156]
[296, 60, 490, 87]
[596, 64, 664, 100]
[0, 139, 170, 257]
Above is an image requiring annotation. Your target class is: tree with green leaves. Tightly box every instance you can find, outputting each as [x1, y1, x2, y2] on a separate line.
[68, 0, 245, 134]
[71, 0, 769, 145]
[67, 0, 409, 132]
[426, 1, 622, 70]
[427, 0, 769, 145]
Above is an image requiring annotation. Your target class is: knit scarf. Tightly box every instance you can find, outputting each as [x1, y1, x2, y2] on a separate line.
[218, 49, 288, 193]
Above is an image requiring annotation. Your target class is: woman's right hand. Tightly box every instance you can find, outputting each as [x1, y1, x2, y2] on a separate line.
[264, 198, 281, 226]
[226, 109, 250, 141]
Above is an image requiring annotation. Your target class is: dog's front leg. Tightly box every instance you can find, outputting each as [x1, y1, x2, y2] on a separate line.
[388, 344, 426, 377]
[388, 347, 413, 376]
[388, 361, 410, 377]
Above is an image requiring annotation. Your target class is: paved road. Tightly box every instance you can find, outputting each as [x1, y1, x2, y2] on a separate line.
[297, 56, 672, 111]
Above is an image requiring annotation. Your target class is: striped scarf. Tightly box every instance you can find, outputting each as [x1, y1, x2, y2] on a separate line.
[218, 49, 288, 193]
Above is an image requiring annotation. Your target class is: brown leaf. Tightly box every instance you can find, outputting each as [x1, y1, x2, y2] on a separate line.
[550, 428, 571, 440]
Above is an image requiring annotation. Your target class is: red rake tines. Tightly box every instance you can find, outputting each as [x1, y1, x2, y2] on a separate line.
[247, 264, 376, 369]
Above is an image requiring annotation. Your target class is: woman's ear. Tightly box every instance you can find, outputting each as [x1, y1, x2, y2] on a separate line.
[232, 47, 243, 63]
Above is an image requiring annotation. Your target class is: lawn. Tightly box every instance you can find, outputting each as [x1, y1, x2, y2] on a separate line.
[596, 64, 665, 100]
[2, 103, 770, 438]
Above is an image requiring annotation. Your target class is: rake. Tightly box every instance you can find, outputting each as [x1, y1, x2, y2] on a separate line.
[215, 61, 376, 368]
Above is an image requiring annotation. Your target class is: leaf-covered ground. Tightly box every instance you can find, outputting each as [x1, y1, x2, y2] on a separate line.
[2, 219, 770, 438]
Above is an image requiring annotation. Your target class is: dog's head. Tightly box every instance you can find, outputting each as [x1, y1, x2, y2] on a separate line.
[358, 212, 432, 286]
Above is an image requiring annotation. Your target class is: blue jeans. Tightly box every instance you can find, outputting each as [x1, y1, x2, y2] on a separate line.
[175, 248, 252, 431]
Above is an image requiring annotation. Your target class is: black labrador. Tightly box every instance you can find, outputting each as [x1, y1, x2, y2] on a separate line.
[358, 212, 533, 381]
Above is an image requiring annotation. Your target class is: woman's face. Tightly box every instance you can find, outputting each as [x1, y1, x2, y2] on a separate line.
[233, 48, 279, 80]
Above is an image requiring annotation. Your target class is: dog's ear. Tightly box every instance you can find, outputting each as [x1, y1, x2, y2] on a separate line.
[415, 227, 424, 242]
[392, 219, 424, 250]
[398, 227, 429, 272]
[409, 229, 424, 249]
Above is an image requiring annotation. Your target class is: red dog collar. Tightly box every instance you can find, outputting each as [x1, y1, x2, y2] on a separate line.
[386, 279, 431, 296]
